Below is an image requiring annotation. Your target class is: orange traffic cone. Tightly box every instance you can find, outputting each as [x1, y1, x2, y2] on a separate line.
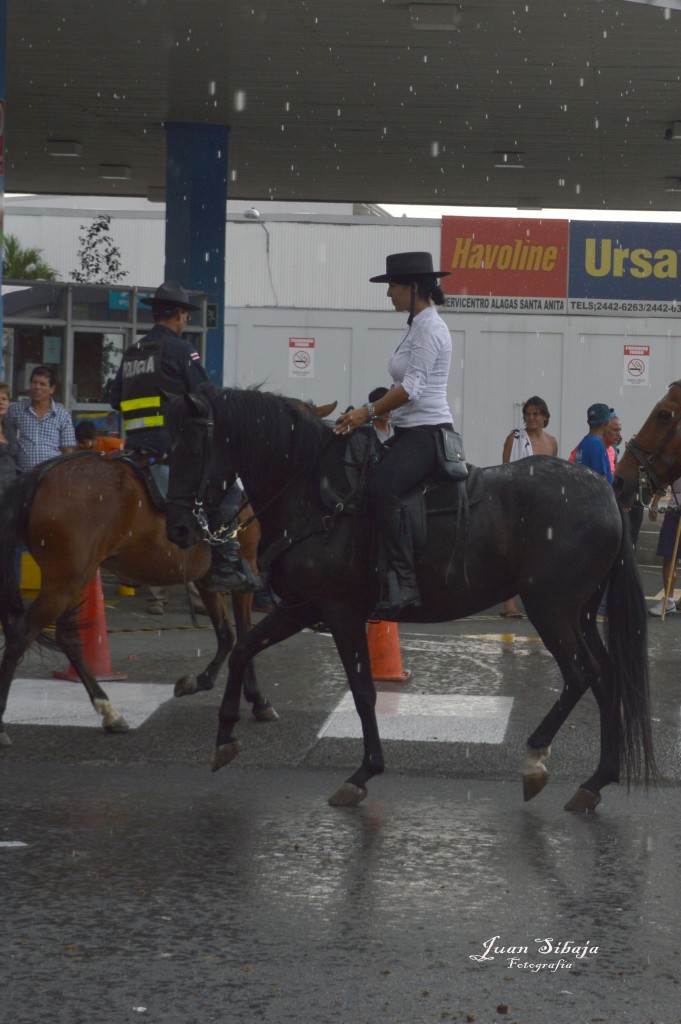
[53, 571, 128, 682]
[367, 619, 412, 682]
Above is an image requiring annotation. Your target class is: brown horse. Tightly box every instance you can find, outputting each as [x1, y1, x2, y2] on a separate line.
[613, 379, 681, 505]
[0, 451, 275, 744]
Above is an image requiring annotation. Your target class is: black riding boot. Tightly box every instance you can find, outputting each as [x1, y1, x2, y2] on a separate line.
[374, 506, 422, 620]
[202, 535, 249, 593]
[201, 505, 263, 593]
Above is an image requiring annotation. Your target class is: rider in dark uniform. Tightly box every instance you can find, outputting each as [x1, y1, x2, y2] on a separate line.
[110, 280, 250, 592]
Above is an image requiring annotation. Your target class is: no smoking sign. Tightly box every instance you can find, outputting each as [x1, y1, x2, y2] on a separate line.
[623, 343, 650, 387]
[289, 337, 315, 378]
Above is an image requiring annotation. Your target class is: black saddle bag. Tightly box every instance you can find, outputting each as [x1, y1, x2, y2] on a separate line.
[434, 427, 468, 482]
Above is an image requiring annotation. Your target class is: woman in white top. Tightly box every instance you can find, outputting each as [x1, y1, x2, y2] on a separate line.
[500, 396, 558, 618]
[335, 251, 453, 617]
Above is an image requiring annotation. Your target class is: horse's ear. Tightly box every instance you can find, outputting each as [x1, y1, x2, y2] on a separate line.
[315, 400, 338, 419]
[183, 392, 209, 418]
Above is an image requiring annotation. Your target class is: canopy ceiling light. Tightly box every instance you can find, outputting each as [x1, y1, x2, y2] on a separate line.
[664, 121, 681, 140]
[494, 151, 525, 169]
[46, 140, 83, 157]
[408, 3, 462, 30]
[623, 1, 681, 9]
[99, 164, 131, 180]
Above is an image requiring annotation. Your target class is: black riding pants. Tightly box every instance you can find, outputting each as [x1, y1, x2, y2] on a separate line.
[367, 424, 445, 521]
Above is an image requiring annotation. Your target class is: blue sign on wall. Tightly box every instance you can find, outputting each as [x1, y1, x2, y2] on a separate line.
[568, 221, 681, 314]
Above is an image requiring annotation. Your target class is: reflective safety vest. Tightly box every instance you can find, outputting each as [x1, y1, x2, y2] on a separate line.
[119, 337, 181, 433]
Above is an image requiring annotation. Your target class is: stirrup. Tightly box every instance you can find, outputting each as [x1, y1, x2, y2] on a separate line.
[201, 567, 249, 593]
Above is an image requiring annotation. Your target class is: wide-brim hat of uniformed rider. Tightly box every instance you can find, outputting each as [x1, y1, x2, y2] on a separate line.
[140, 280, 201, 312]
[370, 251, 451, 283]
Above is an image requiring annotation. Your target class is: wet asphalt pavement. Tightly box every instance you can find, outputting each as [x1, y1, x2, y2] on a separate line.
[2, 525, 681, 1024]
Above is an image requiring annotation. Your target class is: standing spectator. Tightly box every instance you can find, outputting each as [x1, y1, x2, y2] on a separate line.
[500, 395, 558, 618]
[0, 382, 20, 583]
[368, 386, 394, 443]
[603, 412, 622, 477]
[603, 414, 643, 546]
[0, 382, 19, 496]
[573, 403, 613, 483]
[648, 480, 681, 617]
[75, 419, 124, 452]
[6, 365, 76, 471]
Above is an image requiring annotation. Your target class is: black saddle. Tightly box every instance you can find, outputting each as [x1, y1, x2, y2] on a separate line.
[117, 448, 169, 511]
[317, 428, 484, 585]
[319, 426, 485, 518]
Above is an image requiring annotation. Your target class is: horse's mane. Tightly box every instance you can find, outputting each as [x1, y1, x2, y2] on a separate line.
[195, 383, 333, 477]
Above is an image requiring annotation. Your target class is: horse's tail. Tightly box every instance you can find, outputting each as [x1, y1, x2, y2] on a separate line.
[605, 506, 657, 787]
[0, 472, 40, 634]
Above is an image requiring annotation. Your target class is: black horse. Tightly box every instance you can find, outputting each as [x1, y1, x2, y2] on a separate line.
[165, 384, 655, 811]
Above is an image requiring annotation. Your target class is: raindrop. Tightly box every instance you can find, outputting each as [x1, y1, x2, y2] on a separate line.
[208, 80, 216, 96]
[431, 141, 440, 157]
[234, 89, 247, 111]
[575, 184, 581, 195]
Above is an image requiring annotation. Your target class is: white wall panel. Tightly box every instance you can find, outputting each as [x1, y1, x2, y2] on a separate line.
[8, 202, 681, 469]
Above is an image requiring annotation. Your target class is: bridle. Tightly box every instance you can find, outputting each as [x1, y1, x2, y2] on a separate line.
[623, 379, 681, 502]
[167, 402, 338, 549]
[165, 409, 246, 547]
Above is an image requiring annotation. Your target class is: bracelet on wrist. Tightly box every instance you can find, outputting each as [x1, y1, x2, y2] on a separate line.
[364, 402, 378, 423]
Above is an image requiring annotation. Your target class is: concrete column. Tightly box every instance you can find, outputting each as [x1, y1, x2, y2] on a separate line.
[164, 122, 229, 384]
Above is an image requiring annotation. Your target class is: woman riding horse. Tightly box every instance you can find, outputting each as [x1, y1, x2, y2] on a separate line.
[335, 252, 453, 618]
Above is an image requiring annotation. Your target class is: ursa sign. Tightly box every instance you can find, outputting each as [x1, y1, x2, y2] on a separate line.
[568, 221, 681, 313]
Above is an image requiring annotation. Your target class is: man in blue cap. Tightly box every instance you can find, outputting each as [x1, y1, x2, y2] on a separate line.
[574, 403, 614, 483]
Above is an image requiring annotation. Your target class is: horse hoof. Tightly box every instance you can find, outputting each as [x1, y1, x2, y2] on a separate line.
[564, 787, 601, 813]
[0, 731, 12, 747]
[328, 783, 368, 807]
[212, 740, 242, 772]
[523, 770, 549, 802]
[252, 701, 279, 722]
[103, 716, 130, 734]
[174, 675, 198, 698]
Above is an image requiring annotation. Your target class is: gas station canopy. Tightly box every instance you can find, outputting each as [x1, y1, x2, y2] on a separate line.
[7, 0, 681, 211]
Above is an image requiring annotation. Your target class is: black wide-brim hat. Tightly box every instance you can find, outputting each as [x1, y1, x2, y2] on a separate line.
[370, 251, 450, 283]
[140, 280, 201, 311]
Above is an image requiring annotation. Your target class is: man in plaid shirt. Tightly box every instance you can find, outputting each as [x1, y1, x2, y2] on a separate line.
[6, 365, 76, 471]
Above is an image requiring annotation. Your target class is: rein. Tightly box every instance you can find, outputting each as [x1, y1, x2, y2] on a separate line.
[172, 405, 338, 553]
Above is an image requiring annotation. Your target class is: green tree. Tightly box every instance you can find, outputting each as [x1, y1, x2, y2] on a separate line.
[1, 233, 59, 280]
[72, 214, 127, 284]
